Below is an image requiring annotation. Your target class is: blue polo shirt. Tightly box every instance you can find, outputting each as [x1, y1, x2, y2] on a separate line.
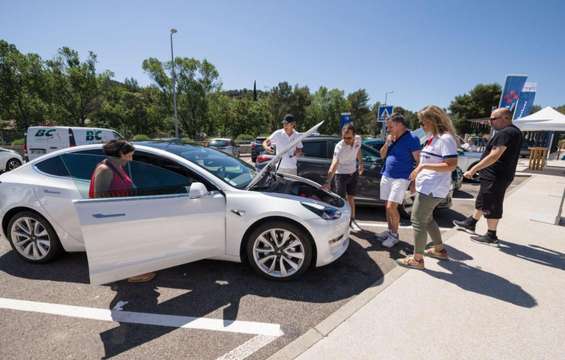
[382, 131, 421, 180]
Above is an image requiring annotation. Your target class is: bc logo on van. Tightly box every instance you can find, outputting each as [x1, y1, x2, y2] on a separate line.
[35, 129, 56, 137]
[86, 130, 103, 141]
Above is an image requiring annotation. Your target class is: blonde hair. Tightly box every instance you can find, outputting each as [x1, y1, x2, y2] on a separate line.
[418, 105, 458, 143]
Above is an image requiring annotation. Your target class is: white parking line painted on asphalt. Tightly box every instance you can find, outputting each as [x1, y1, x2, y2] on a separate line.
[355, 221, 451, 231]
[0, 297, 283, 337]
[216, 335, 277, 360]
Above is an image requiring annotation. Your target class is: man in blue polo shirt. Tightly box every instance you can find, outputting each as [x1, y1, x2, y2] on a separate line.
[378, 114, 421, 247]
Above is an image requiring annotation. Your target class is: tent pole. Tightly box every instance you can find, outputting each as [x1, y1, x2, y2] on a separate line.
[547, 132, 555, 160]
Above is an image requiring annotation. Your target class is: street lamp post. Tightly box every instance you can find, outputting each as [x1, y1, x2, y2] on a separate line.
[384, 90, 394, 107]
[170, 28, 179, 139]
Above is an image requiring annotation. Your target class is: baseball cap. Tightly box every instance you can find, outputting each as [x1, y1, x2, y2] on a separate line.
[282, 114, 296, 124]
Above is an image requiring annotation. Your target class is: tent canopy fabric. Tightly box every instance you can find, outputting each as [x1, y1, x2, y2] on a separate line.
[514, 107, 565, 131]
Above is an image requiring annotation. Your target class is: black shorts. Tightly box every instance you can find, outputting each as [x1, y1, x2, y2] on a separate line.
[475, 178, 512, 219]
[334, 172, 358, 197]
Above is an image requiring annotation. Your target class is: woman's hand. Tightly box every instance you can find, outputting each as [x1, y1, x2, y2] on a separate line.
[409, 165, 423, 181]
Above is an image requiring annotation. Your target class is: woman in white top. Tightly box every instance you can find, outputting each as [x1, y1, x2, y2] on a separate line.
[397, 105, 458, 270]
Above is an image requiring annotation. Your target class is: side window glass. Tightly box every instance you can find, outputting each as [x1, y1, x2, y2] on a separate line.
[361, 145, 380, 163]
[327, 140, 339, 159]
[35, 156, 70, 177]
[60, 153, 194, 199]
[302, 141, 325, 158]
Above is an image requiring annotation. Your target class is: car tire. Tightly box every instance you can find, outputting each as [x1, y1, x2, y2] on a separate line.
[246, 221, 313, 281]
[7, 211, 64, 263]
[5, 158, 22, 171]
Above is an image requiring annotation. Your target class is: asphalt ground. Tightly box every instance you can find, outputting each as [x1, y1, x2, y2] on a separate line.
[0, 160, 528, 359]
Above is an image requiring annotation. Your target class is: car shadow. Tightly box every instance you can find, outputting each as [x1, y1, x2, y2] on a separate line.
[0, 234, 388, 359]
[424, 260, 538, 308]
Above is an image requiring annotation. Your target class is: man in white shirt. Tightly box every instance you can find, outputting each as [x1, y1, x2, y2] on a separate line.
[323, 123, 364, 232]
[262, 114, 303, 175]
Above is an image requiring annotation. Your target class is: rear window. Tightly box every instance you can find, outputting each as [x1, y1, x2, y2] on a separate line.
[35, 156, 69, 177]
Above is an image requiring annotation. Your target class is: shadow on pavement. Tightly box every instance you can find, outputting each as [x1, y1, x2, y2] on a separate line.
[424, 260, 537, 308]
[497, 241, 565, 271]
[0, 234, 388, 359]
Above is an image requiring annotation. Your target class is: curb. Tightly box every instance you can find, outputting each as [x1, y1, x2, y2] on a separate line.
[268, 174, 535, 360]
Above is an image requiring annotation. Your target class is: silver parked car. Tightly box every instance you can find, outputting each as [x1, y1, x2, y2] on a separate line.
[208, 138, 240, 158]
[0, 147, 23, 172]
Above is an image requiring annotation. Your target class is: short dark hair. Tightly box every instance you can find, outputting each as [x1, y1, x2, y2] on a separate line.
[389, 113, 408, 127]
[103, 140, 135, 157]
[342, 123, 356, 134]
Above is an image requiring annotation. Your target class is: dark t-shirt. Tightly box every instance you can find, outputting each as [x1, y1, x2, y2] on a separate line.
[479, 124, 522, 181]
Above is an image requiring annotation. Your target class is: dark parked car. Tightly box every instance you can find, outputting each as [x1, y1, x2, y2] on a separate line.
[251, 136, 267, 163]
[363, 138, 385, 152]
[256, 136, 461, 218]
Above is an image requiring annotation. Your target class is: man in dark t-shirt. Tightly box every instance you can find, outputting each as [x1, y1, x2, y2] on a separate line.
[453, 108, 523, 244]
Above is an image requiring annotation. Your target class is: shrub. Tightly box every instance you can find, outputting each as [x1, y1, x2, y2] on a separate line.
[235, 134, 254, 143]
[132, 134, 151, 141]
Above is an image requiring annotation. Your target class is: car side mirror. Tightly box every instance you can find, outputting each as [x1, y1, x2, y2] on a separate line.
[189, 182, 208, 199]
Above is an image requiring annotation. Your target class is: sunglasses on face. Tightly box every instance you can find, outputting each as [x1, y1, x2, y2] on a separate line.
[343, 136, 354, 141]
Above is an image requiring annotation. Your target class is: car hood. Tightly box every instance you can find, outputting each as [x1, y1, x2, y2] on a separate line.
[246, 121, 324, 190]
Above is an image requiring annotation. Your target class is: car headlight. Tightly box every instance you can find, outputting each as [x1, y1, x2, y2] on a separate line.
[301, 202, 342, 220]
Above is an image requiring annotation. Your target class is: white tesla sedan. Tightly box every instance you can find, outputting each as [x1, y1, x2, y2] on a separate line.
[0, 123, 351, 284]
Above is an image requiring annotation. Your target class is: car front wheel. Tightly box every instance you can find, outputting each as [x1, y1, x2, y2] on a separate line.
[7, 211, 63, 263]
[246, 221, 313, 281]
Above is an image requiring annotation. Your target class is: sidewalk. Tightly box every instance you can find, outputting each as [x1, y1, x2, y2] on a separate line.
[294, 172, 565, 360]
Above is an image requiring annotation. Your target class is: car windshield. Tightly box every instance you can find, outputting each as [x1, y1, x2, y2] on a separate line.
[148, 144, 256, 189]
[209, 140, 229, 147]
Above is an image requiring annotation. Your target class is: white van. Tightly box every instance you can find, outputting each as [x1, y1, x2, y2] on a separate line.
[25, 126, 123, 161]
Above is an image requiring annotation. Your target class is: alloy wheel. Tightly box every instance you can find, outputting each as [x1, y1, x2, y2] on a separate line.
[252, 228, 305, 278]
[10, 217, 51, 260]
[6, 159, 21, 171]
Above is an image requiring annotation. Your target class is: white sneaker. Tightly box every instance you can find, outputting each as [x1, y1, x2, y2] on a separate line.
[382, 233, 400, 248]
[375, 230, 391, 242]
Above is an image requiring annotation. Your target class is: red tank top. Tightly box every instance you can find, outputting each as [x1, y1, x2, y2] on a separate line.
[88, 160, 134, 198]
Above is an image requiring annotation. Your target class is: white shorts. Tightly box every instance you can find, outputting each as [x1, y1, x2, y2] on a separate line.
[380, 176, 410, 204]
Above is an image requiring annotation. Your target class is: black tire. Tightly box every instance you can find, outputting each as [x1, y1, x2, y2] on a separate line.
[5, 158, 22, 171]
[245, 221, 313, 281]
[6, 211, 64, 263]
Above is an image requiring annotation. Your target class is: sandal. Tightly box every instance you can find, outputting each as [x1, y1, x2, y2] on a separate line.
[127, 272, 156, 283]
[396, 256, 424, 270]
[424, 247, 449, 260]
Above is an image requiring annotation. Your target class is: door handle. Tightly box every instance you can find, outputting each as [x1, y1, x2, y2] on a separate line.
[44, 190, 61, 195]
[92, 213, 126, 219]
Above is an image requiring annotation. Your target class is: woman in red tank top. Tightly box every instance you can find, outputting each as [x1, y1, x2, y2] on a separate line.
[89, 140, 156, 283]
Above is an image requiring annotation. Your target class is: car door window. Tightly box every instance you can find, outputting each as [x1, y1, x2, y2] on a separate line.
[361, 145, 380, 163]
[303, 141, 326, 158]
[34, 155, 70, 177]
[327, 140, 339, 159]
[59, 151, 206, 199]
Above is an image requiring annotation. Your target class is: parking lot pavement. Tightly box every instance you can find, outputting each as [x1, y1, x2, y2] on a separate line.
[0, 176, 527, 359]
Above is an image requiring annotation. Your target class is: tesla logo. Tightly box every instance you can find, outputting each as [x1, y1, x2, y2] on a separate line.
[86, 130, 102, 141]
[35, 129, 56, 137]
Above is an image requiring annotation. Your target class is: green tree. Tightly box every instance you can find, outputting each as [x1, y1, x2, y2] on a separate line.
[347, 89, 372, 134]
[46, 47, 112, 126]
[449, 83, 501, 135]
[305, 87, 349, 135]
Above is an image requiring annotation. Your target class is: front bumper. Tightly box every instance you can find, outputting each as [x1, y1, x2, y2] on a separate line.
[307, 207, 351, 268]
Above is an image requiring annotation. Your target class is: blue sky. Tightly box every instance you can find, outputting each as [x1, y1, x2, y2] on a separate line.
[1, 0, 563, 111]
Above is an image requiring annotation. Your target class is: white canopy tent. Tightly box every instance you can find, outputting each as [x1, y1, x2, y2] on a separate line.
[514, 107, 565, 160]
[514, 106, 565, 131]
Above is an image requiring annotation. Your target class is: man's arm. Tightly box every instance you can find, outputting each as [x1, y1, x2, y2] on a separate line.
[379, 134, 393, 159]
[412, 150, 420, 166]
[464, 146, 507, 178]
[322, 158, 339, 190]
[262, 136, 274, 153]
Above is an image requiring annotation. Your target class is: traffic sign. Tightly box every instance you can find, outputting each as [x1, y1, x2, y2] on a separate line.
[378, 106, 393, 122]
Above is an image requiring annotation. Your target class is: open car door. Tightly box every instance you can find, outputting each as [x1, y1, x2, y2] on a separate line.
[62, 151, 226, 285]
